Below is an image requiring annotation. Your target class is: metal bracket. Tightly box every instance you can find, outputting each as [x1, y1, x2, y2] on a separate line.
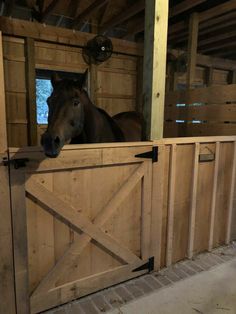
[135, 147, 158, 163]
[3, 158, 29, 169]
[132, 257, 154, 273]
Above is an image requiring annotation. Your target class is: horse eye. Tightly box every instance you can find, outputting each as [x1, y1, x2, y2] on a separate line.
[73, 99, 80, 106]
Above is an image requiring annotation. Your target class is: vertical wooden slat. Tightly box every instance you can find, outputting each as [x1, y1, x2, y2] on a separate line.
[188, 143, 200, 258]
[0, 31, 16, 314]
[151, 145, 165, 270]
[25, 37, 37, 146]
[143, 0, 169, 140]
[187, 13, 199, 88]
[141, 161, 153, 260]
[10, 168, 30, 314]
[206, 67, 214, 86]
[166, 144, 177, 266]
[226, 141, 236, 244]
[208, 141, 220, 251]
[0, 32, 8, 154]
[0, 162, 16, 314]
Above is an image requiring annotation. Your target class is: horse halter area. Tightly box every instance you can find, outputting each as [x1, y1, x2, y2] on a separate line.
[0, 1, 236, 314]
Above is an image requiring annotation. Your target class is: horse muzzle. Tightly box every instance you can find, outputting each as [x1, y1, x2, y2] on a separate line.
[41, 132, 64, 158]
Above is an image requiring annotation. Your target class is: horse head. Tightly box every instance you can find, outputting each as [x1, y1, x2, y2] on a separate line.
[41, 69, 88, 158]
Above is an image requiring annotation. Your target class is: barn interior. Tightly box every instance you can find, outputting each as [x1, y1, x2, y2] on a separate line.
[0, 1, 236, 314]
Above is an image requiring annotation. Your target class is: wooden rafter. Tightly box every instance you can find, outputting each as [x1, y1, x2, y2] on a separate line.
[169, 0, 236, 37]
[169, 0, 207, 18]
[4, 0, 15, 16]
[100, 0, 145, 34]
[68, 0, 81, 18]
[72, 0, 108, 29]
[122, 17, 144, 39]
[41, 0, 60, 22]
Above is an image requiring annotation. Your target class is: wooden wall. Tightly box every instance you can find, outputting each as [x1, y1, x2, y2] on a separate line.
[152, 137, 236, 267]
[3, 36, 139, 147]
[164, 84, 236, 137]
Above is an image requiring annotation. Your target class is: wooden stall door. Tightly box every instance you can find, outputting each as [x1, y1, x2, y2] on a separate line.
[9, 143, 154, 313]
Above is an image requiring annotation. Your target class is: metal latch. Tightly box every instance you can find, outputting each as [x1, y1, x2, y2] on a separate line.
[3, 157, 29, 169]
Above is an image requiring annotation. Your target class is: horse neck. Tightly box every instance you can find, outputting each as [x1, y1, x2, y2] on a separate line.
[80, 95, 124, 143]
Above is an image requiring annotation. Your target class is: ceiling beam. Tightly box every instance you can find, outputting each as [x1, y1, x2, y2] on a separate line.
[67, 0, 81, 18]
[41, 0, 60, 22]
[169, 0, 207, 18]
[73, 0, 108, 29]
[122, 17, 144, 39]
[100, 0, 145, 34]
[5, 0, 15, 16]
[169, 0, 236, 36]
[200, 38, 236, 53]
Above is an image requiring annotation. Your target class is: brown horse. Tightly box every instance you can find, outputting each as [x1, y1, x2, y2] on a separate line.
[41, 70, 143, 157]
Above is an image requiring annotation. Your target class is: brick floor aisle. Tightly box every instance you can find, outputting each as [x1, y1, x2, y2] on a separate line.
[44, 244, 236, 314]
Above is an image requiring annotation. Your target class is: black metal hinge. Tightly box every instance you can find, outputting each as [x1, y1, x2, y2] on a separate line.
[3, 157, 29, 169]
[135, 147, 158, 162]
[132, 257, 154, 273]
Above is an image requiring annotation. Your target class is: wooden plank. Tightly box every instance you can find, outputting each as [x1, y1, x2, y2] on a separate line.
[166, 144, 176, 266]
[187, 13, 199, 88]
[10, 167, 30, 314]
[226, 141, 236, 243]
[166, 84, 236, 105]
[194, 143, 215, 254]
[208, 142, 220, 251]
[164, 121, 236, 137]
[0, 16, 143, 57]
[31, 261, 148, 313]
[150, 145, 165, 270]
[26, 178, 141, 265]
[9, 145, 153, 172]
[159, 136, 236, 145]
[25, 38, 37, 145]
[141, 161, 152, 260]
[0, 161, 16, 314]
[188, 143, 200, 258]
[165, 104, 236, 122]
[0, 32, 8, 153]
[32, 163, 145, 295]
[143, 0, 168, 140]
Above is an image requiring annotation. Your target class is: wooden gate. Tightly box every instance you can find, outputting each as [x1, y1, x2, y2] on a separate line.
[8, 142, 154, 313]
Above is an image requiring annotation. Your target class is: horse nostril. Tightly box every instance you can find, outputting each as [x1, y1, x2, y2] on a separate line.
[54, 136, 60, 146]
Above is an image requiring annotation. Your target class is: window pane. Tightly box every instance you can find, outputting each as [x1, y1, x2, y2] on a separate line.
[36, 78, 52, 124]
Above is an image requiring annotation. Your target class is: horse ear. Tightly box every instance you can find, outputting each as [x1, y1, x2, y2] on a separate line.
[51, 72, 61, 89]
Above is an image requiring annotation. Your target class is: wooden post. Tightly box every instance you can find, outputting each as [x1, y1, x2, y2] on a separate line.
[186, 13, 199, 89]
[90, 20, 98, 104]
[143, 0, 169, 140]
[25, 37, 37, 146]
[0, 31, 16, 314]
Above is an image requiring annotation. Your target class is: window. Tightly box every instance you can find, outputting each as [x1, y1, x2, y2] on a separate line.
[36, 69, 85, 124]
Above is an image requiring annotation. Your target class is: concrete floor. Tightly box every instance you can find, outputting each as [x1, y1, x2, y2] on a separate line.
[109, 257, 236, 314]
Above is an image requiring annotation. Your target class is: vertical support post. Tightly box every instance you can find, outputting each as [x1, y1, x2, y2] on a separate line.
[186, 13, 199, 89]
[208, 142, 220, 251]
[228, 70, 236, 84]
[143, 0, 169, 140]
[0, 31, 16, 314]
[25, 37, 37, 146]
